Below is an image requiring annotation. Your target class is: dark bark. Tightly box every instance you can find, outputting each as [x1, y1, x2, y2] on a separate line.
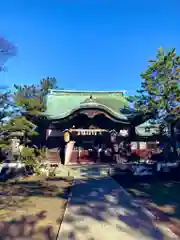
[170, 122, 177, 158]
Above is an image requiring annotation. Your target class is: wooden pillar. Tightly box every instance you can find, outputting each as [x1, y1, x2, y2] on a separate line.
[130, 124, 136, 138]
[64, 141, 75, 165]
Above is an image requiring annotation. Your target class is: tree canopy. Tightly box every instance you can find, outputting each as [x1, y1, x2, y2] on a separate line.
[0, 77, 58, 149]
[129, 47, 180, 123]
[0, 91, 11, 122]
[14, 77, 58, 116]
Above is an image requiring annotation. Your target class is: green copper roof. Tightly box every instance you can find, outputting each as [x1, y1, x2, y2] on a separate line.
[135, 121, 160, 136]
[43, 90, 130, 122]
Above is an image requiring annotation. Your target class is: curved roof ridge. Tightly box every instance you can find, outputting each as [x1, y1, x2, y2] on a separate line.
[50, 89, 126, 95]
[44, 90, 131, 122]
[46, 105, 129, 122]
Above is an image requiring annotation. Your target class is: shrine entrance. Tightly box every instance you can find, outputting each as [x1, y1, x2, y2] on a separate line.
[63, 128, 129, 165]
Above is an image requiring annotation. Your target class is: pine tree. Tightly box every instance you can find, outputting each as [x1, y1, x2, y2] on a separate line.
[129, 47, 180, 123]
[0, 91, 10, 122]
[0, 90, 12, 149]
[0, 36, 16, 123]
[14, 77, 58, 115]
[7, 77, 58, 168]
[13, 77, 58, 144]
[129, 47, 180, 154]
[0, 36, 17, 150]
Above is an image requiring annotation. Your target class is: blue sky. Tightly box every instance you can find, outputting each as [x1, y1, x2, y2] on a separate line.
[0, 0, 180, 94]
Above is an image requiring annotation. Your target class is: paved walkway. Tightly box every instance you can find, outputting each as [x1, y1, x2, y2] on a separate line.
[57, 177, 168, 240]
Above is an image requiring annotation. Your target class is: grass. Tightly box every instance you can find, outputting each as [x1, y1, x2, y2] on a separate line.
[0, 175, 73, 239]
[114, 176, 180, 237]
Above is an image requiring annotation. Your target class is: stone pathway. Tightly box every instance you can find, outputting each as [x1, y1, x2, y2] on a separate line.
[57, 177, 168, 240]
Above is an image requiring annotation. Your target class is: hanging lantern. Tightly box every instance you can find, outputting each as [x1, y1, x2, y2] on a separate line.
[64, 130, 70, 143]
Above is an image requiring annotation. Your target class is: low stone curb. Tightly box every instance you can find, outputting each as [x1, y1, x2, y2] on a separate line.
[56, 178, 75, 239]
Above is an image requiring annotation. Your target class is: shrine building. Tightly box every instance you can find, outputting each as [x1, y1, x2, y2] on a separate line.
[42, 90, 161, 165]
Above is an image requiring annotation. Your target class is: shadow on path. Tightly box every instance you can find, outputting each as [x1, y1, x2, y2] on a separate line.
[59, 177, 166, 240]
[113, 174, 180, 238]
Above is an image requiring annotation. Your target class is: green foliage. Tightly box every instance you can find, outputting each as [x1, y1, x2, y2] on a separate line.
[0, 139, 11, 150]
[10, 77, 58, 145]
[14, 77, 58, 115]
[0, 113, 38, 149]
[0, 90, 18, 149]
[40, 77, 58, 92]
[2, 116, 37, 134]
[0, 77, 58, 156]
[0, 91, 12, 122]
[20, 146, 47, 174]
[20, 146, 39, 174]
[129, 47, 180, 123]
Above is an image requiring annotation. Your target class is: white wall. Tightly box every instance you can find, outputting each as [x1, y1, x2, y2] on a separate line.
[46, 129, 64, 138]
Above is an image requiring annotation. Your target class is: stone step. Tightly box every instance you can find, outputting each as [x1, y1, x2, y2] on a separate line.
[108, 166, 131, 176]
[53, 164, 126, 177]
[69, 165, 111, 177]
[54, 165, 111, 177]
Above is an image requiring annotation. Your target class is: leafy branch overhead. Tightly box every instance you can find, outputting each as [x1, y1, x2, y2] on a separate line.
[129, 47, 180, 122]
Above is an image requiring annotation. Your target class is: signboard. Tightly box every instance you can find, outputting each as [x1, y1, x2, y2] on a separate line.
[69, 128, 129, 138]
[69, 129, 107, 136]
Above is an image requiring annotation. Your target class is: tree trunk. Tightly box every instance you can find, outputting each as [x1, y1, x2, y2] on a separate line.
[170, 123, 177, 158]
